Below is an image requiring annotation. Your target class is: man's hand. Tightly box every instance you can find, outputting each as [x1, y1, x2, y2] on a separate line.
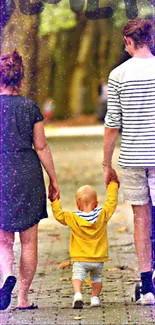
[104, 166, 120, 188]
[110, 168, 120, 187]
[104, 166, 112, 187]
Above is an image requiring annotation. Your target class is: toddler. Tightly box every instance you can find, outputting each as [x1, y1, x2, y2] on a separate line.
[51, 170, 119, 308]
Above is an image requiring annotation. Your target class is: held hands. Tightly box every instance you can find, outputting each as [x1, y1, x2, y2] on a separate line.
[104, 166, 120, 188]
[110, 168, 120, 187]
[48, 180, 60, 202]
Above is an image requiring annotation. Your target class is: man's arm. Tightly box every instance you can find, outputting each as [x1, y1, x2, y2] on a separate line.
[103, 126, 119, 186]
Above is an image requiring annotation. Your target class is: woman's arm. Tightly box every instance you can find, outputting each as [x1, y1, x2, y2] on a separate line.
[33, 121, 60, 201]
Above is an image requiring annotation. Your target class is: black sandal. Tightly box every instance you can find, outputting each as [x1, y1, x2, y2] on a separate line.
[0, 276, 17, 310]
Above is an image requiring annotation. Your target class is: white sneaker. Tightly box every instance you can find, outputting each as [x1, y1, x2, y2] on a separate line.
[136, 292, 155, 305]
[73, 292, 83, 309]
[91, 296, 100, 307]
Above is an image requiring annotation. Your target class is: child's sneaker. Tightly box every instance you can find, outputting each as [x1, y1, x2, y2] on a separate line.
[91, 296, 100, 307]
[136, 292, 155, 305]
[73, 292, 83, 309]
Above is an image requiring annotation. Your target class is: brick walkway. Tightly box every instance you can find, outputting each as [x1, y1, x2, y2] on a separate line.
[0, 216, 155, 325]
[1, 125, 155, 324]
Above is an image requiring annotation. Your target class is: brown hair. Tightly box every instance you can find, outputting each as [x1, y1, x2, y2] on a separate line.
[123, 19, 153, 49]
[0, 49, 25, 91]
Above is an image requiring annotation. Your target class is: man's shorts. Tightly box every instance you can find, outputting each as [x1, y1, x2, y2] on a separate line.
[72, 262, 104, 282]
[121, 167, 155, 206]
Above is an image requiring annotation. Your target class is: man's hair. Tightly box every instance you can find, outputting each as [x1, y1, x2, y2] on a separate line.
[0, 49, 25, 91]
[123, 19, 153, 49]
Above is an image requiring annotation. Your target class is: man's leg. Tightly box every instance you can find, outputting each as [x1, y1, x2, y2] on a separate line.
[132, 203, 154, 301]
[132, 203, 152, 273]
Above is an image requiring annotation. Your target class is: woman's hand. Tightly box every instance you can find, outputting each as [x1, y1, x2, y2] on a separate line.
[48, 181, 60, 202]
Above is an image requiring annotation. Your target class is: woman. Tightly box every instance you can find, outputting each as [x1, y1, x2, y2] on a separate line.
[0, 49, 60, 310]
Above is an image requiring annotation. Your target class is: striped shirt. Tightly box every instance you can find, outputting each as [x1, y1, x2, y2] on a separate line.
[75, 207, 102, 223]
[105, 57, 155, 167]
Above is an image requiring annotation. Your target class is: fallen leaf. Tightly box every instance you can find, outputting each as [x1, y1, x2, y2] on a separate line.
[117, 226, 129, 232]
[84, 279, 92, 286]
[59, 260, 71, 269]
[59, 277, 71, 282]
[124, 281, 135, 285]
[128, 267, 138, 271]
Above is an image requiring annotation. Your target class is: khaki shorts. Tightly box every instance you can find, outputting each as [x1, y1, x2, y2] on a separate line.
[72, 262, 104, 282]
[121, 167, 155, 206]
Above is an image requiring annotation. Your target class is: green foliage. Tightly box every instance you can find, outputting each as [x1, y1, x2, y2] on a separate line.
[112, 1, 127, 29]
[112, 0, 154, 29]
[38, 0, 77, 36]
[138, 0, 155, 18]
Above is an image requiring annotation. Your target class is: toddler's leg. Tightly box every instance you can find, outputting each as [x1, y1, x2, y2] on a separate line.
[72, 279, 82, 294]
[92, 281, 102, 297]
[90, 263, 103, 307]
[72, 262, 86, 309]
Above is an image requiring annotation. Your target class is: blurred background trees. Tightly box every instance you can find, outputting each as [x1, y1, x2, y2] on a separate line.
[2, 0, 154, 119]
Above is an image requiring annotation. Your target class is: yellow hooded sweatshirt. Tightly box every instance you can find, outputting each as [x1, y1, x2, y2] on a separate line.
[51, 181, 118, 263]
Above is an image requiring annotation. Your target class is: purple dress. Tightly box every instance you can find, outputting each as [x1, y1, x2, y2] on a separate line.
[0, 95, 48, 232]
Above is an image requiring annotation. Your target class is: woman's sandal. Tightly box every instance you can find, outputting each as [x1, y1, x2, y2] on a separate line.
[15, 303, 38, 310]
[0, 276, 17, 310]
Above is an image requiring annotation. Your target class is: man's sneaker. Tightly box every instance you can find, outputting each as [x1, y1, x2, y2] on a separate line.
[73, 292, 84, 309]
[91, 296, 100, 307]
[136, 292, 155, 305]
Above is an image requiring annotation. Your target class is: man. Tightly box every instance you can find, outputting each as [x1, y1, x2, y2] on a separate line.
[103, 18, 155, 305]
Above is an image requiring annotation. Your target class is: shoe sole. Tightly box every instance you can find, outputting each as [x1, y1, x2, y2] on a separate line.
[136, 301, 155, 306]
[91, 304, 100, 307]
[73, 300, 83, 309]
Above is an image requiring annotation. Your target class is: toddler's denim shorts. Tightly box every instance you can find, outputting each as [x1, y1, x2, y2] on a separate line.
[121, 167, 155, 205]
[72, 261, 104, 282]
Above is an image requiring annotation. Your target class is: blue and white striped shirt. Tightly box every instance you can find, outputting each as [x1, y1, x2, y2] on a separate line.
[74, 207, 102, 223]
[105, 57, 155, 167]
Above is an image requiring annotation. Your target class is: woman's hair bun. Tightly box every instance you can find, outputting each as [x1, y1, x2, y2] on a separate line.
[0, 49, 25, 90]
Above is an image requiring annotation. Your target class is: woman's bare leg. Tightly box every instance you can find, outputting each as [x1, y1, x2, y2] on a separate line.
[0, 229, 15, 284]
[17, 224, 38, 307]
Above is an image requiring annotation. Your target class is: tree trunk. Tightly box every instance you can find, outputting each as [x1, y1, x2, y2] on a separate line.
[2, 2, 39, 102]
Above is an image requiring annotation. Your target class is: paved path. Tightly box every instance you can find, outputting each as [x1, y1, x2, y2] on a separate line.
[1, 125, 155, 324]
[1, 216, 155, 325]
[44, 124, 104, 138]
